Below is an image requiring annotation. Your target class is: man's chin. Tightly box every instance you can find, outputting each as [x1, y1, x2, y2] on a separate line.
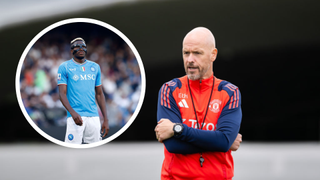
[187, 74, 200, 80]
[75, 55, 85, 60]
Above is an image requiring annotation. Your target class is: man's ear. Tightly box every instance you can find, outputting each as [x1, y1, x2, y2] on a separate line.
[211, 48, 218, 62]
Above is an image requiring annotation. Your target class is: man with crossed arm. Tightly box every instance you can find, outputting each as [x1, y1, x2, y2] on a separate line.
[155, 27, 242, 180]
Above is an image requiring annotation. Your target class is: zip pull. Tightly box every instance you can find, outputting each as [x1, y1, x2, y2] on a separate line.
[199, 153, 204, 167]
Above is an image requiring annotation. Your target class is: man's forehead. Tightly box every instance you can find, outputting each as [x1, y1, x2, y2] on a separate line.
[183, 37, 208, 50]
[73, 40, 86, 45]
[182, 44, 204, 51]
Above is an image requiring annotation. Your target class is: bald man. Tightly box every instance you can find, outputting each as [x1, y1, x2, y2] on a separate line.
[155, 27, 242, 180]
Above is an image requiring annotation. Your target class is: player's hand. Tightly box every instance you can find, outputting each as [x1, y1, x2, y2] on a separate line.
[155, 118, 174, 143]
[230, 133, 242, 151]
[101, 120, 109, 138]
[71, 111, 83, 126]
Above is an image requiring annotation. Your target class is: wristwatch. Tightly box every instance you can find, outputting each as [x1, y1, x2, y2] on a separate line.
[173, 123, 184, 137]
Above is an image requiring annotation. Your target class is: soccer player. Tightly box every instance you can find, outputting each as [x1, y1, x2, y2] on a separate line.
[57, 37, 109, 144]
[155, 27, 242, 179]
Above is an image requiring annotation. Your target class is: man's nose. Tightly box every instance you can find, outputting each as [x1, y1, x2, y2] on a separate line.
[187, 54, 195, 63]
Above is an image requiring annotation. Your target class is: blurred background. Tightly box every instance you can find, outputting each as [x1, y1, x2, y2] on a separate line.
[0, 0, 320, 179]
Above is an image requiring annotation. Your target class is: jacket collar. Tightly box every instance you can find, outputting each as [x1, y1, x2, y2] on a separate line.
[188, 73, 215, 91]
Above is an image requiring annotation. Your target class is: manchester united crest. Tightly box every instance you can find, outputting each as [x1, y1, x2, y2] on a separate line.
[209, 99, 221, 113]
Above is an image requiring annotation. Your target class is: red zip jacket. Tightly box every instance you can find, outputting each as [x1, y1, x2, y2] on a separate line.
[157, 74, 242, 180]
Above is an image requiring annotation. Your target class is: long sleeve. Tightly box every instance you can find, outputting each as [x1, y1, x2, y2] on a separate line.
[157, 82, 205, 154]
[176, 86, 242, 152]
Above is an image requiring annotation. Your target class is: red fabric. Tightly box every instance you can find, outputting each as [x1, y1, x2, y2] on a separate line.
[161, 74, 234, 180]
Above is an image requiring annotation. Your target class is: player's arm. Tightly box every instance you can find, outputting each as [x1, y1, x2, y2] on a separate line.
[94, 65, 109, 137]
[157, 84, 242, 153]
[95, 85, 109, 137]
[172, 87, 242, 152]
[57, 64, 83, 126]
[155, 83, 206, 154]
[58, 85, 83, 126]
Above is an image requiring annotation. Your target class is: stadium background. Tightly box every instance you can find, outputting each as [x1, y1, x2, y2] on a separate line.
[0, 0, 319, 179]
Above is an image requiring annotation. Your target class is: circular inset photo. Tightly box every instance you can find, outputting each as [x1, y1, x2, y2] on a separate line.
[16, 18, 146, 148]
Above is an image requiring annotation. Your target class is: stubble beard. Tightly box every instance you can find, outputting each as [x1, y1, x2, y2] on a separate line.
[186, 64, 210, 80]
[187, 73, 200, 80]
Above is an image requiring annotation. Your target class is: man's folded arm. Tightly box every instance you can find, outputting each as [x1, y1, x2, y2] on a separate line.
[174, 86, 242, 152]
[176, 106, 242, 152]
[157, 84, 205, 154]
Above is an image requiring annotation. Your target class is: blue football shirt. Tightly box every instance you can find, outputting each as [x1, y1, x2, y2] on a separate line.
[57, 59, 102, 117]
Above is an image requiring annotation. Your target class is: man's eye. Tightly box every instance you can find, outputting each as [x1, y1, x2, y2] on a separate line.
[183, 51, 189, 55]
[74, 45, 86, 49]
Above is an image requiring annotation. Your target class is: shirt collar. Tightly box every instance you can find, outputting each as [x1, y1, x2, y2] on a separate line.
[72, 58, 87, 65]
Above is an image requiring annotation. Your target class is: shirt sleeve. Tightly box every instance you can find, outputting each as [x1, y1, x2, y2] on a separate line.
[157, 82, 206, 154]
[95, 64, 102, 87]
[176, 86, 242, 152]
[57, 63, 67, 85]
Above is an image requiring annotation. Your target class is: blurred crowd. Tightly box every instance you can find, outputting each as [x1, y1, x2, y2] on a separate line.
[20, 35, 141, 129]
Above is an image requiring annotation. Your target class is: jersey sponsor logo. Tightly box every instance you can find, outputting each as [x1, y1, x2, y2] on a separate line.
[57, 73, 61, 80]
[209, 99, 221, 113]
[72, 74, 96, 81]
[68, 134, 74, 140]
[178, 93, 188, 99]
[178, 99, 189, 108]
[182, 119, 215, 131]
[73, 74, 79, 81]
[81, 67, 85, 72]
[90, 66, 95, 72]
[80, 74, 95, 80]
[69, 68, 76, 71]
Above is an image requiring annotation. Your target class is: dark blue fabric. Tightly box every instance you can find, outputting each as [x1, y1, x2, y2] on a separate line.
[157, 82, 204, 154]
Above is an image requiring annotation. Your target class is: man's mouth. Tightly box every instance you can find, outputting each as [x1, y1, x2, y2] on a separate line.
[188, 66, 198, 71]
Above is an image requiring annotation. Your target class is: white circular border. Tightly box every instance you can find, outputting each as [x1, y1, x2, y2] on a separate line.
[15, 18, 146, 149]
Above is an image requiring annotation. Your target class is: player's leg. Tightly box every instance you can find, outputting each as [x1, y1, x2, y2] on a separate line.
[65, 117, 85, 144]
[83, 116, 102, 144]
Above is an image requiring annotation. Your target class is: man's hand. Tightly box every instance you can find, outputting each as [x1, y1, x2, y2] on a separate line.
[95, 86, 109, 138]
[70, 111, 83, 126]
[101, 119, 110, 138]
[155, 118, 175, 142]
[230, 133, 242, 151]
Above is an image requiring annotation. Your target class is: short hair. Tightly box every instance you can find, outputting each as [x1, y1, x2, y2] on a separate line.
[70, 37, 85, 45]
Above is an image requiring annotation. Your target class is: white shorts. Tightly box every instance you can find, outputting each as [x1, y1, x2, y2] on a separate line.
[65, 116, 102, 144]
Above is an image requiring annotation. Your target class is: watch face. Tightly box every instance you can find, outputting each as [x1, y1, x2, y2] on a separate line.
[174, 125, 182, 132]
